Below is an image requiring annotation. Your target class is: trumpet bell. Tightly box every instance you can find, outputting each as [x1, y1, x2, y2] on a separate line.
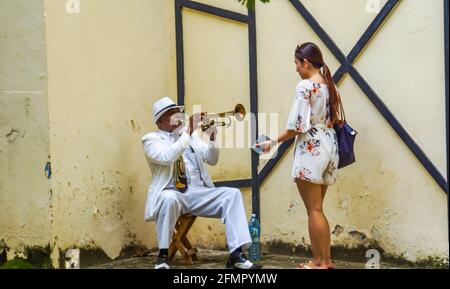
[218, 104, 246, 120]
[234, 104, 246, 121]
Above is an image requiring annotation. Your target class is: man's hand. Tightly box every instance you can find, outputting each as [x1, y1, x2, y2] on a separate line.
[170, 112, 187, 135]
[187, 112, 205, 135]
[203, 126, 218, 142]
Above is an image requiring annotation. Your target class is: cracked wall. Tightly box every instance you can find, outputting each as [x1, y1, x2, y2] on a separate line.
[43, 0, 178, 267]
[0, 0, 52, 261]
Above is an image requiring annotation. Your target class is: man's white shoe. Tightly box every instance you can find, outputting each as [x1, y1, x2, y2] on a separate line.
[226, 252, 263, 269]
[234, 260, 255, 269]
[155, 255, 170, 269]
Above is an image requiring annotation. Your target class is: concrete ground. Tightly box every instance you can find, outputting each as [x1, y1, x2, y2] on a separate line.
[87, 248, 416, 269]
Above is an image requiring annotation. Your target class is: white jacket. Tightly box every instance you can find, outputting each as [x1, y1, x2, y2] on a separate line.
[142, 129, 219, 221]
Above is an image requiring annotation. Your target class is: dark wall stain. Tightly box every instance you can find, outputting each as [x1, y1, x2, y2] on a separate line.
[58, 244, 150, 269]
[264, 239, 449, 268]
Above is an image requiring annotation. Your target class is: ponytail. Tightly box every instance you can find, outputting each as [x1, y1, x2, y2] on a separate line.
[322, 63, 341, 125]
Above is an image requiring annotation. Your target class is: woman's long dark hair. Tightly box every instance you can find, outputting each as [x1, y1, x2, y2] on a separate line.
[295, 42, 341, 125]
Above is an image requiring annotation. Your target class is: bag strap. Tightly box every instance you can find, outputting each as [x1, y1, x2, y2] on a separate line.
[339, 97, 346, 122]
[336, 89, 346, 122]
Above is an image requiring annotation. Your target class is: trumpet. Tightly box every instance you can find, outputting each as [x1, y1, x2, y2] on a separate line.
[200, 104, 246, 131]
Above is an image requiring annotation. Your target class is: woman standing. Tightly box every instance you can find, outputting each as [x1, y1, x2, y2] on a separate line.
[258, 42, 341, 269]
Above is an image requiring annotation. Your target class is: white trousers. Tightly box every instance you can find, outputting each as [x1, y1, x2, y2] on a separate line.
[155, 186, 252, 253]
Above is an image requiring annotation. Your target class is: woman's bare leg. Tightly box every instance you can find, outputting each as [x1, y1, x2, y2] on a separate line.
[321, 185, 334, 268]
[296, 180, 330, 268]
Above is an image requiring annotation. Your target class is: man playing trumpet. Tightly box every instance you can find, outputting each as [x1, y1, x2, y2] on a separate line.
[142, 97, 262, 269]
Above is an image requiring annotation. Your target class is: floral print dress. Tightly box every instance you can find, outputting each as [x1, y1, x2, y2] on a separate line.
[286, 79, 339, 185]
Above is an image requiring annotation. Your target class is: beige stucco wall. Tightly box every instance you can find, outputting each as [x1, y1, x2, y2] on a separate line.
[1, 0, 448, 266]
[0, 0, 52, 260]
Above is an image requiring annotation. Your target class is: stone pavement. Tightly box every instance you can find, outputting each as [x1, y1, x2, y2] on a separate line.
[87, 248, 416, 269]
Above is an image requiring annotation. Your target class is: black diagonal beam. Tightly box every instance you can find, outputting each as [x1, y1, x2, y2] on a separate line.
[289, 0, 348, 63]
[259, 2, 398, 184]
[333, 0, 400, 83]
[287, 0, 448, 194]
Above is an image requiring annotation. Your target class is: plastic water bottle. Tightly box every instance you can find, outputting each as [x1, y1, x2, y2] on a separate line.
[248, 213, 261, 261]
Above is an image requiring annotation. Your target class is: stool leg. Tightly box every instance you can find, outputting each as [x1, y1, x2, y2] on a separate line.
[182, 236, 199, 261]
[168, 241, 178, 260]
[176, 240, 194, 265]
[168, 215, 198, 265]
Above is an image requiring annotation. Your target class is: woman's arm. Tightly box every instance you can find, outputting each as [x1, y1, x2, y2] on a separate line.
[256, 130, 301, 153]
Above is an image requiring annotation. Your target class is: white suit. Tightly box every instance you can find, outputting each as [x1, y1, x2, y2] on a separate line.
[142, 128, 251, 253]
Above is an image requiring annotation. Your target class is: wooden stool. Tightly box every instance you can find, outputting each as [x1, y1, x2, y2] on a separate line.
[168, 214, 199, 265]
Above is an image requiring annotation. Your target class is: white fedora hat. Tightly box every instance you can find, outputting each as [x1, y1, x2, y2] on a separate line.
[152, 97, 184, 123]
